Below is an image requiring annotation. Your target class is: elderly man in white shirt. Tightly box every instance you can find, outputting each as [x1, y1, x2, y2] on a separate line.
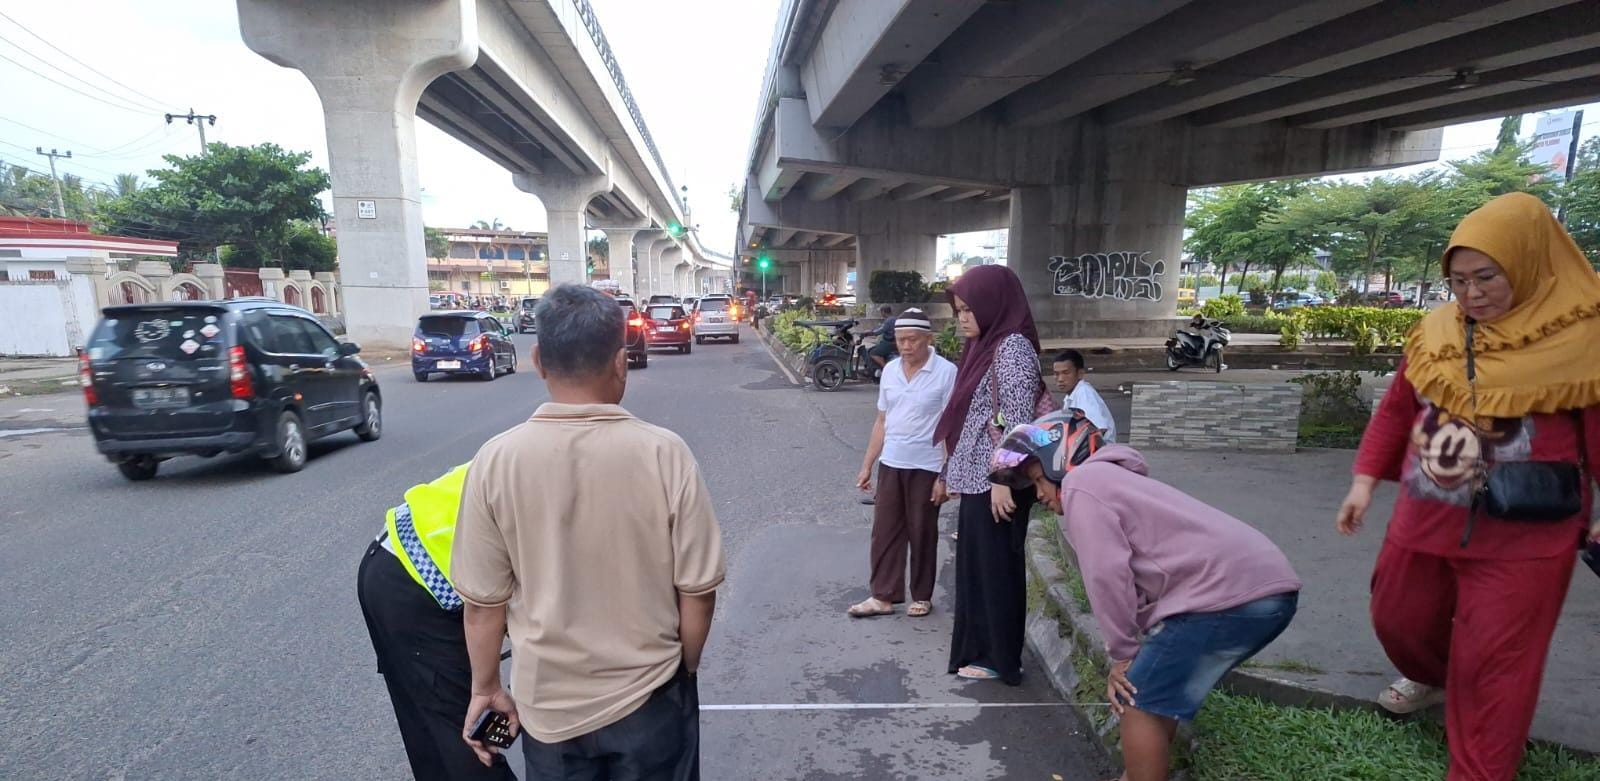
[850, 309, 957, 619]
[1052, 349, 1117, 442]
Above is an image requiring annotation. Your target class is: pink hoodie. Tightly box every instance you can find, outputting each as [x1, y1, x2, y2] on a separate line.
[1059, 445, 1301, 661]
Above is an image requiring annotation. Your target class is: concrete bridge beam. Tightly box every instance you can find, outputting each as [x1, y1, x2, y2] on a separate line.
[237, 0, 476, 350]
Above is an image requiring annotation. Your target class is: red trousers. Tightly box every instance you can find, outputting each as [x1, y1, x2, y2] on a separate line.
[1370, 542, 1575, 781]
[869, 464, 941, 603]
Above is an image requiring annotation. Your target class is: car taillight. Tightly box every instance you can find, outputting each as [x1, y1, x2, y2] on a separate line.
[471, 334, 489, 353]
[681, 322, 690, 331]
[629, 317, 645, 328]
[229, 345, 254, 399]
[78, 351, 97, 406]
[412, 337, 426, 353]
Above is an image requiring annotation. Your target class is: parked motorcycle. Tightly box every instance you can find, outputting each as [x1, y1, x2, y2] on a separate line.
[1166, 318, 1231, 372]
[795, 319, 883, 391]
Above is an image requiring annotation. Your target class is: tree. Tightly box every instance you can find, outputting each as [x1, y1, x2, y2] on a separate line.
[0, 163, 98, 221]
[99, 142, 330, 263]
[424, 227, 451, 261]
[471, 218, 508, 231]
[1494, 115, 1523, 154]
[1560, 166, 1600, 266]
[113, 173, 141, 198]
[587, 235, 608, 263]
[948, 250, 968, 266]
[1278, 178, 1430, 293]
[1185, 181, 1312, 296]
[1448, 145, 1553, 203]
[727, 184, 744, 214]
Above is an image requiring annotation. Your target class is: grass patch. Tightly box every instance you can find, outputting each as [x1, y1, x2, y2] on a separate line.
[1240, 658, 1325, 675]
[1298, 421, 1366, 449]
[1026, 572, 1046, 615]
[1189, 691, 1600, 781]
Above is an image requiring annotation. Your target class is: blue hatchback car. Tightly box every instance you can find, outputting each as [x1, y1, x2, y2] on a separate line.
[411, 311, 518, 382]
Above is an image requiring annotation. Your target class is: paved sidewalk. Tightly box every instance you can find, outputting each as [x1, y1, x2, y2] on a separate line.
[1129, 446, 1600, 755]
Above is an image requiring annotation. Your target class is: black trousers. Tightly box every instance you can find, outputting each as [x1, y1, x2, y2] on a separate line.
[358, 540, 515, 781]
[522, 665, 700, 781]
[947, 488, 1037, 686]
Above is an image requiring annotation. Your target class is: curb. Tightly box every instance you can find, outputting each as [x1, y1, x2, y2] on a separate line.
[755, 325, 809, 387]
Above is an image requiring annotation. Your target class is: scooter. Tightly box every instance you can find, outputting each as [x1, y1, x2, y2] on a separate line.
[1166, 318, 1231, 372]
[796, 319, 883, 391]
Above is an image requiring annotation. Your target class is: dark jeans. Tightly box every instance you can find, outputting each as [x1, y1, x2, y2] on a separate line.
[522, 666, 700, 781]
[357, 541, 515, 781]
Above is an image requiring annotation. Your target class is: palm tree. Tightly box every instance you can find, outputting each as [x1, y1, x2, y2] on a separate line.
[114, 173, 141, 197]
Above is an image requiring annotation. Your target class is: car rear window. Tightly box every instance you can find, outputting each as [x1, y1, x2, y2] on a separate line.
[521, 299, 539, 310]
[88, 310, 228, 361]
[649, 306, 683, 320]
[699, 298, 729, 312]
[417, 316, 478, 337]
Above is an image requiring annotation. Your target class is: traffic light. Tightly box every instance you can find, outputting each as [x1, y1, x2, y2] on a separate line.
[666, 221, 685, 238]
[757, 254, 771, 272]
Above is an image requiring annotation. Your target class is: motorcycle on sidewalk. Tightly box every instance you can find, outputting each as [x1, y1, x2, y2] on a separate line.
[1166, 317, 1231, 372]
[795, 319, 883, 391]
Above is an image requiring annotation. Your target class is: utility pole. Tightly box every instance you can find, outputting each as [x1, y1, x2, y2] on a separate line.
[34, 147, 72, 218]
[166, 109, 223, 266]
[165, 108, 217, 155]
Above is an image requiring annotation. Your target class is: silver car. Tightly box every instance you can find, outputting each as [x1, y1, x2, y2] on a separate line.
[693, 296, 740, 344]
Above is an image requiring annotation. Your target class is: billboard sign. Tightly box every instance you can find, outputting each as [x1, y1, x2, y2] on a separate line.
[1529, 111, 1578, 182]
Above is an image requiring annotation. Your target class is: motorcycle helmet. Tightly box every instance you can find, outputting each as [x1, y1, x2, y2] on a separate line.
[989, 409, 1105, 490]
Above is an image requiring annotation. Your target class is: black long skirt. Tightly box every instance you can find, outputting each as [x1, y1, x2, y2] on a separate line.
[947, 487, 1037, 686]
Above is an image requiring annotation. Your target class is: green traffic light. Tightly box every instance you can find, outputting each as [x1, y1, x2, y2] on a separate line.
[667, 222, 684, 238]
[757, 255, 771, 271]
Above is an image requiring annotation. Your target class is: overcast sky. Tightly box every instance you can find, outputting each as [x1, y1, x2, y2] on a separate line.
[1, 1, 1595, 259]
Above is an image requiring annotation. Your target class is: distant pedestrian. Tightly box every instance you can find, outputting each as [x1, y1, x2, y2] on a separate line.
[1335, 193, 1600, 781]
[991, 413, 1299, 781]
[357, 464, 515, 781]
[849, 309, 956, 619]
[453, 284, 725, 780]
[1052, 349, 1116, 442]
[933, 264, 1046, 685]
[867, 305, 897, 371]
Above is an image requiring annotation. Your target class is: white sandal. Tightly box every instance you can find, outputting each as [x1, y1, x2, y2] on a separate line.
[1377, 677, 1445, 714]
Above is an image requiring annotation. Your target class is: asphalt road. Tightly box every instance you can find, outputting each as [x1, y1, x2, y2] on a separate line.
[0, 328, 1108, 780]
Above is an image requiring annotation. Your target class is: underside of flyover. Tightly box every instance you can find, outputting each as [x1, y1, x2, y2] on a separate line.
[740, 0, 1600, 337]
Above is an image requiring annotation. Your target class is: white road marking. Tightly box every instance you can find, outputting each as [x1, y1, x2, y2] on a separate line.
[755, 330, 803, 387]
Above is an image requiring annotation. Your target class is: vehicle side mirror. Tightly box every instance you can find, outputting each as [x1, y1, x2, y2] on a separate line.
[338, 342, 361, 356]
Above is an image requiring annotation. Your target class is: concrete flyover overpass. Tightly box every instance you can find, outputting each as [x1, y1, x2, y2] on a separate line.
[738, 0, 1600, 337]
[238, 0, 732, 349]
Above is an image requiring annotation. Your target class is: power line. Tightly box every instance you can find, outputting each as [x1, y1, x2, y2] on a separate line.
[0, 9, 173, 110]
[0, 49, 152, 115]
[0, 33, 165, 114]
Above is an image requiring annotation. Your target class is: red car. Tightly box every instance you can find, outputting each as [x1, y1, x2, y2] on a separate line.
[646, 303, 693, 354]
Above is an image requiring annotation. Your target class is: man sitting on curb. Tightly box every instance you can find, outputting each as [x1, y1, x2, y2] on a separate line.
[990, 412, 1301, 781]
[1052, 349, 1116, 442]
[850, 308, 956, 618]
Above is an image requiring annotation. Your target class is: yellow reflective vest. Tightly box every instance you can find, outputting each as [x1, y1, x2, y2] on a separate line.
[384, 463, 471, 610]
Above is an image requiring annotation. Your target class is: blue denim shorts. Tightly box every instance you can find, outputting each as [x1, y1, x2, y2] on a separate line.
[1122, 591, 1299, 721]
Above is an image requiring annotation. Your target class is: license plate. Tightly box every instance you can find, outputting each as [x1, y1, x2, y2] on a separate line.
[437, 360, 461, 370]
[657, 327, 676, 333]
[132, 387, 190, 408]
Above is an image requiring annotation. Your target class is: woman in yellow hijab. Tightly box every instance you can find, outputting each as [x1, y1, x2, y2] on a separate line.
[1334, 193, 1600, 781]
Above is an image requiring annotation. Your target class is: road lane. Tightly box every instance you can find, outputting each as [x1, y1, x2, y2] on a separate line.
[1, 328, 1107, 779]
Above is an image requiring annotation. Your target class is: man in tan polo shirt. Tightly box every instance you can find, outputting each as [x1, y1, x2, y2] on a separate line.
[453, 284, 725, 780]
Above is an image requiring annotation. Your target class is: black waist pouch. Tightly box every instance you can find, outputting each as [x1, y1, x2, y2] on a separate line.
[1480, 461, 1583, 522]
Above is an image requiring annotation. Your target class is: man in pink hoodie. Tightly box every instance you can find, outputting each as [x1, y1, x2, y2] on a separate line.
[991, 411, 1301, 781]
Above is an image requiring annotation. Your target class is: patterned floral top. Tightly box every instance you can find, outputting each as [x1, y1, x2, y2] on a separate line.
[943, 333, 1043, 495]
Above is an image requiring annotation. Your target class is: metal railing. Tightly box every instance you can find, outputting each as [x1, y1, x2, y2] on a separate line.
[569, 0, 684, 217]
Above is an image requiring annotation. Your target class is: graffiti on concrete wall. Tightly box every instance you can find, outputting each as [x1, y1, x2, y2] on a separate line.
[1048, 251, 1164, 302]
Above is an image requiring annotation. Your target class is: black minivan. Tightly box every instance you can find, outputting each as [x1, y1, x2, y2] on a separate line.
[81, 299, 382, 480]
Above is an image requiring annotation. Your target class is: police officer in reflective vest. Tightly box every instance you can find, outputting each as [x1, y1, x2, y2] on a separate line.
[357, 464, 515, 780]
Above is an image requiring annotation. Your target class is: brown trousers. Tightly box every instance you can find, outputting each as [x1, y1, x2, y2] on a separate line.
[870, 464, 941, 603]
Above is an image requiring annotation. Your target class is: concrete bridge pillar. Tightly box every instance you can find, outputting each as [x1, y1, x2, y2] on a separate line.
[1008, 168, 1185, 340]
[658, 246, 681, 298]
[643, 238, 673, 301]
[514, 173, 610, 289]
[237, 0, 476, 350]
[595, 220, 649, 298]
[856, 230, 937, 306]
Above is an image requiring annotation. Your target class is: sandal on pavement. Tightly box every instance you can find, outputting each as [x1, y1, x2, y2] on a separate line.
[907, 601, 932, 618]
[847, 598, 895, 618]
[1377, 677, 1445, 714]
[957, 665, 1001, 680]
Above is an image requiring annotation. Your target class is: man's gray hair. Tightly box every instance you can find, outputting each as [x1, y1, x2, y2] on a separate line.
[535, 285, 625, 376]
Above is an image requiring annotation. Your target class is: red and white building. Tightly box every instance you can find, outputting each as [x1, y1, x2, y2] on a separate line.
[0, 216, 177, 282]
